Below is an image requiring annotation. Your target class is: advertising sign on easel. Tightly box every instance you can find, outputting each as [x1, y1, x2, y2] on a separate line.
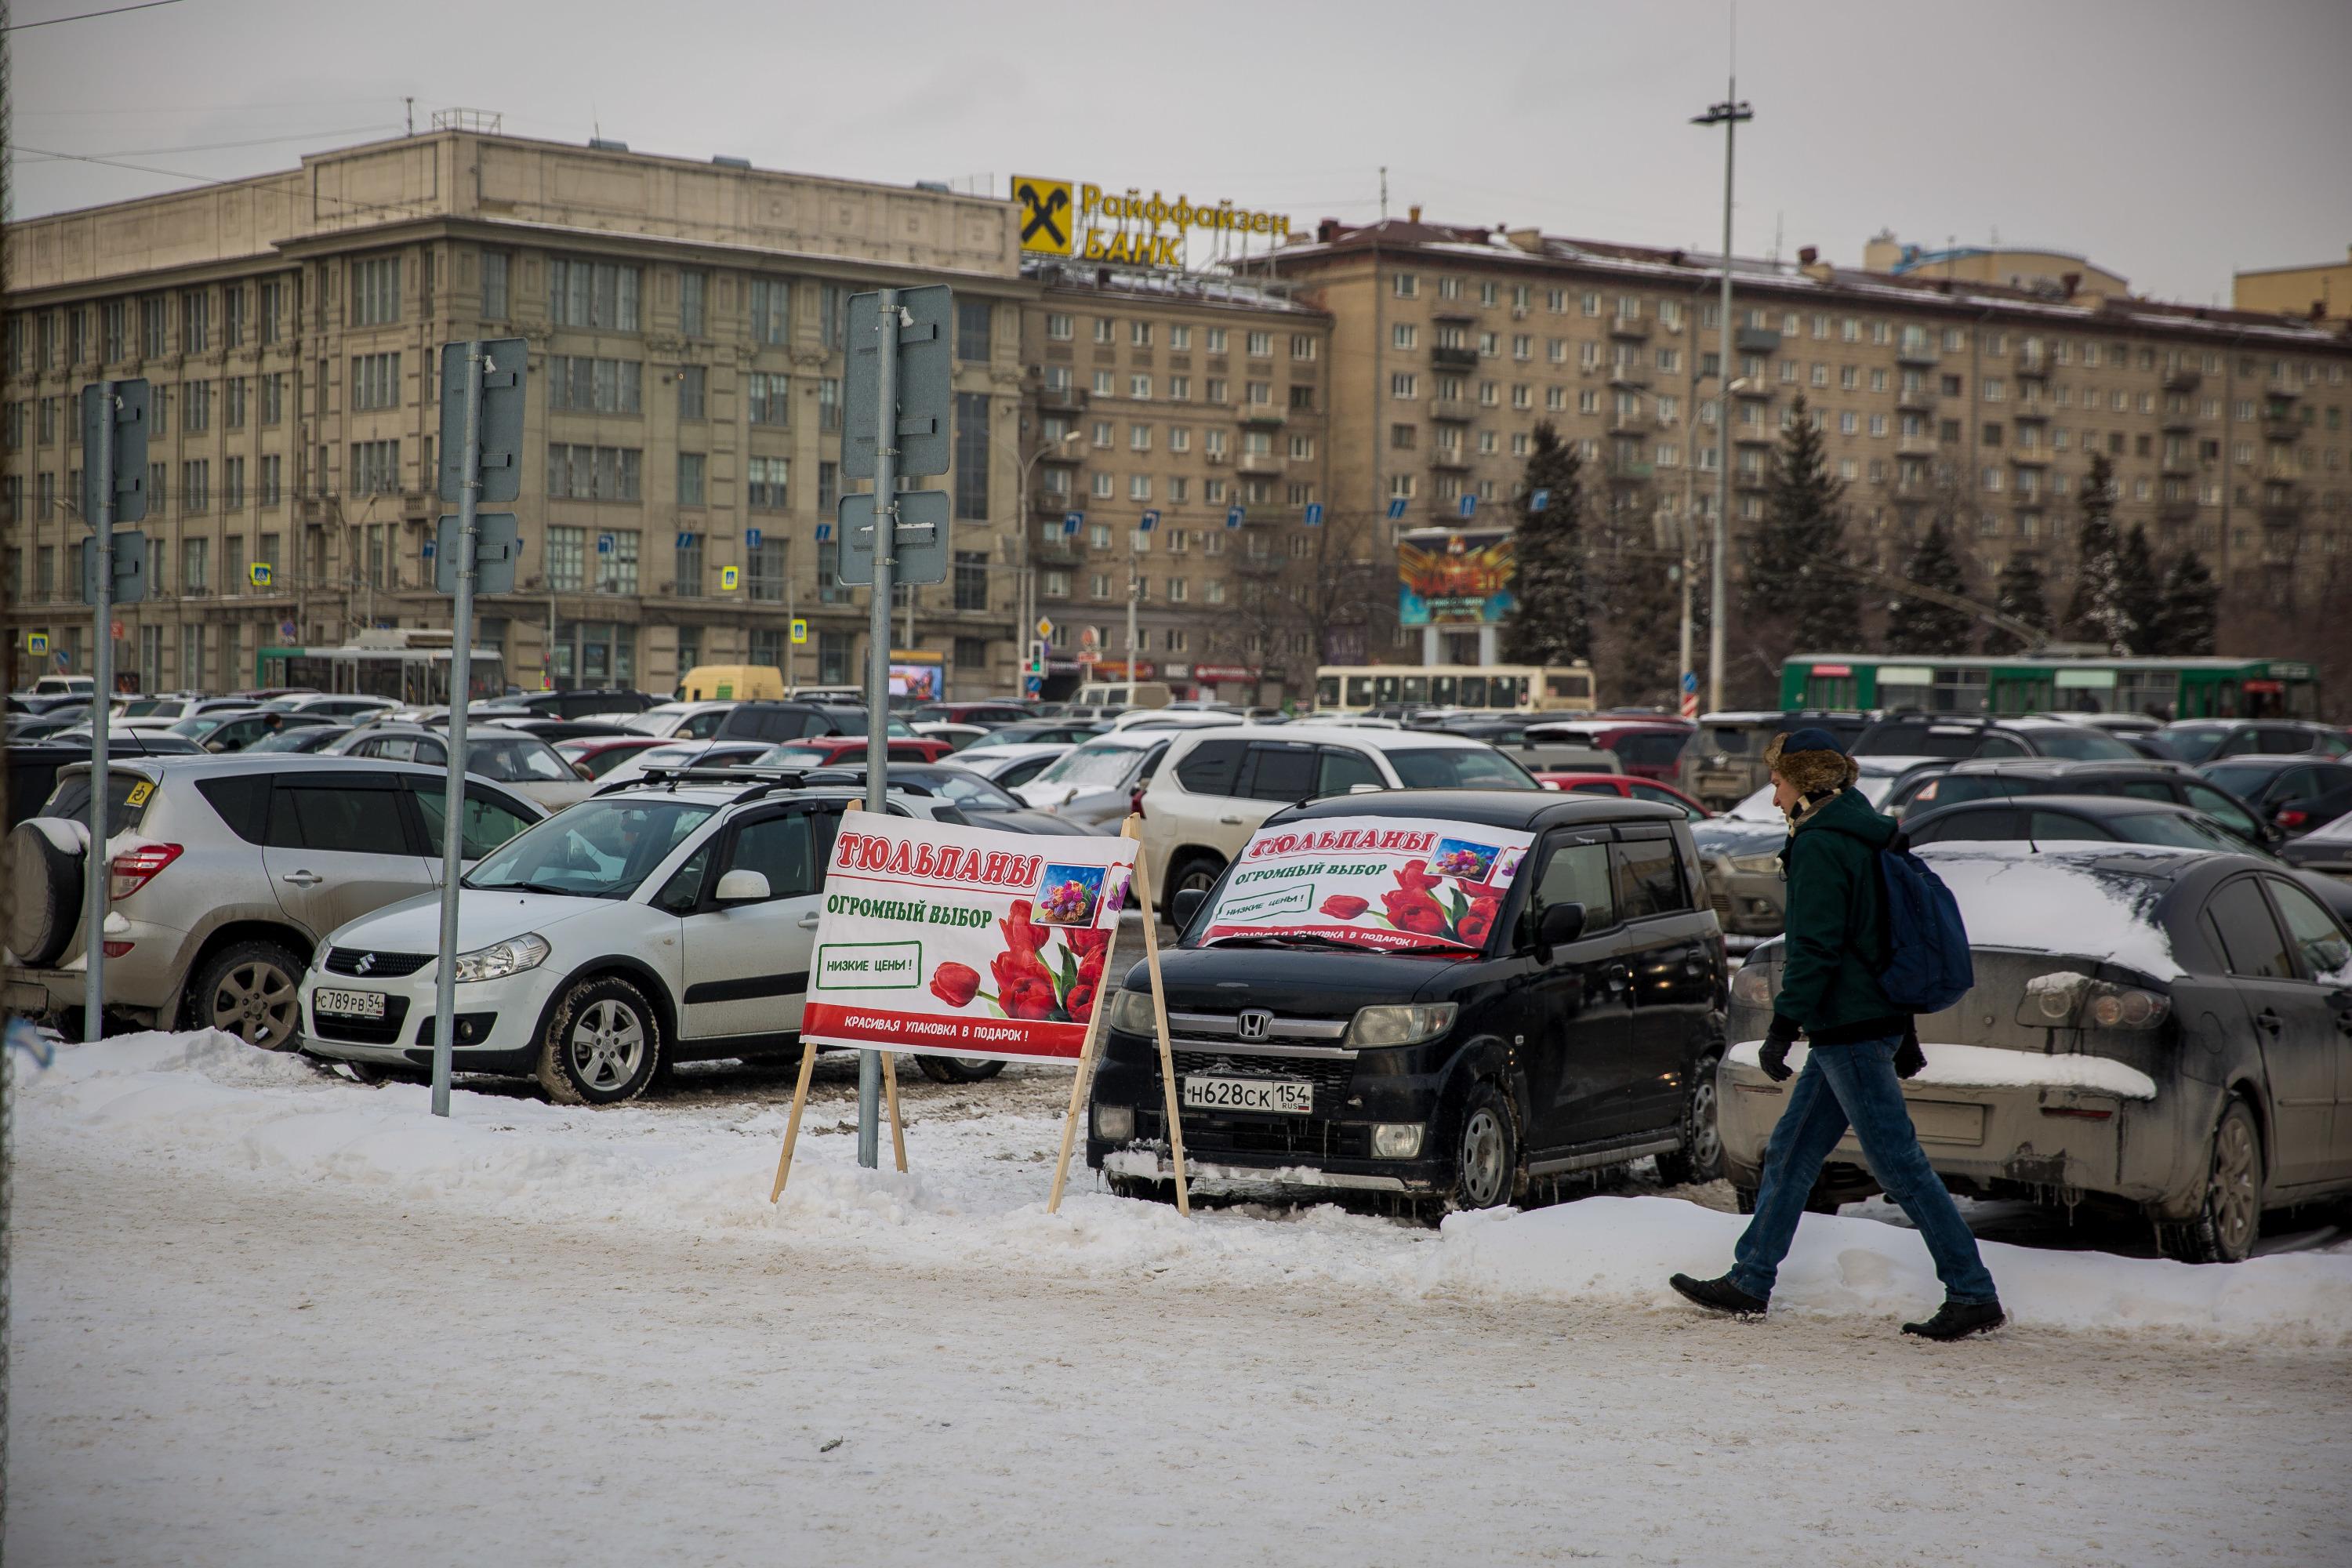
[768, 811, 1191, 1214]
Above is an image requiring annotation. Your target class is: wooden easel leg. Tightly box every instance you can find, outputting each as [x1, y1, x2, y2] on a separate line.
[768, 1034, 822, 1204]
[1133, 843, 1191, 1217]
[882, 1051, 907, 1174]
[1049, 816, 1140, 1213]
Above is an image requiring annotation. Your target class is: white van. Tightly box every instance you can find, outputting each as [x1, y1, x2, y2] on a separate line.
[1071, 681, 1171, 711]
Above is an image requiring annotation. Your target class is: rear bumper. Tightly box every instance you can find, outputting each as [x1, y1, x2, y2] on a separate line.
[1701, 861, 1785, 938]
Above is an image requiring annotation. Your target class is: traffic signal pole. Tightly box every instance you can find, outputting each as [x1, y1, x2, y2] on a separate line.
[85, 382, 114, 1046]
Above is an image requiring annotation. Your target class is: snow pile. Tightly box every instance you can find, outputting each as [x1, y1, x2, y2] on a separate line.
[22, 1030, 2352, 1343]
[1726, 1039, 2159, 1099]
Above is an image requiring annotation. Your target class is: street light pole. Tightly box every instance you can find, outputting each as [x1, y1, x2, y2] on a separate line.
[1693, 84, 1752, 717]
[1002, 426, 1080, 697]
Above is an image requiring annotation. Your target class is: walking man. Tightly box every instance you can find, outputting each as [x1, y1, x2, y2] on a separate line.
[1671, 729, 2003, 1340]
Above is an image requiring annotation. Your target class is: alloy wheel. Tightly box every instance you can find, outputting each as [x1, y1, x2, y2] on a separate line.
[2211, 1110, 2259, 1258]
[1460, 1108, 1508, 1208]
[212, 960, 299, 1049]
[1686, 1076, 1722, 1176]
[567, 999, 647, 1091]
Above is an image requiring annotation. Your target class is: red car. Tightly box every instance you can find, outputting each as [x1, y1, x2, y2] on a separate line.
[757, 734, 955, 767]
[554, 735, 675, 779]
[1526, 719, 1694, 782]
[1535, 771, 1711, 819]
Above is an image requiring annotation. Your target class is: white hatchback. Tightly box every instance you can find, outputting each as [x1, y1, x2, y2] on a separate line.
[299, 782, 969, 1104]
[1135, 724, 1544, 907]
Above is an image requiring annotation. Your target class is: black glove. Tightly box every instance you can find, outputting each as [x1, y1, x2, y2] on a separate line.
[1759, 1014, 1800, 1083]
[1893, 1025, 1926, 1080]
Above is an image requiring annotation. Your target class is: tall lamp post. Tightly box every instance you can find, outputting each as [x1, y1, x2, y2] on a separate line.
[1004, 425, 1081, 692]
[1693, 85, 1752, 716]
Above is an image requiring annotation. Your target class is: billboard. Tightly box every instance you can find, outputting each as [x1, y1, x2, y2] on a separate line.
[1199, 815, 1537, 954]
[1398, 527, 1516, 627]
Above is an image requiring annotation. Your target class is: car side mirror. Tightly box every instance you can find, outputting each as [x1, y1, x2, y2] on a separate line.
[573, 761, 595, 781]
[1171, 887, 1207, 932]
[713, 869, 771, 903]
[205, 741, 227, 753]
[1539, 901, 1586, 946]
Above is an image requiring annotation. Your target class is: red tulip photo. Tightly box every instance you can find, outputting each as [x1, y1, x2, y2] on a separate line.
[930, 962, 980, 1008]
[1319, 894, 1370, 920]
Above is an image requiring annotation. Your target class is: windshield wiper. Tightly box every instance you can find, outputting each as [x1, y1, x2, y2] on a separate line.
[469, 877, 599, 898]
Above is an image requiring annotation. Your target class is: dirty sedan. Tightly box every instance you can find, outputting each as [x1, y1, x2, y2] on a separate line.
[1719, 842, 2352, 1263]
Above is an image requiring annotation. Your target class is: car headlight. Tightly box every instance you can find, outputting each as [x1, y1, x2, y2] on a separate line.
[1347, 1003, 1457, 1047]
[1093, 1103, 1135, 1142]
[1370, 1123, 1425, 1159]
[1727, 851, 1784, 875]
[452, 932, 550, 983]
[1107, 986, 1158, 1036]
[1729, 962, 1775, 1008]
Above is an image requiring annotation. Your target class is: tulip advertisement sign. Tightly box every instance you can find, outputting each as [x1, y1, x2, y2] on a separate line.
[799, 815, 1140, 1063]
[1199, 815, 1537, 953]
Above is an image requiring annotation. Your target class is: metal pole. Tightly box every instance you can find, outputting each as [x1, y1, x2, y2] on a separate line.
[858, 290, 901, 1170]
[1125, 521, 1139, 696]
[1016, 448, 1031, 700]
[1709, 82, 1737, 717]
[430, 342, 485, 1118]
[85, 381, 115, 1045]
[784, 539, 796, 692]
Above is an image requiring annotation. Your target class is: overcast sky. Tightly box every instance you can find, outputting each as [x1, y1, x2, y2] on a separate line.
[9, 0, 2347, 304]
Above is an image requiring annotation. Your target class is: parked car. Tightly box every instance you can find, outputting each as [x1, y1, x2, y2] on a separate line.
[2154, 719, 2351, 765]
[2, 755, 545, 1046]
[2195, 757, 2352, 837]
[752, 734, 956, 768]
[1013, 731, 1178, 833]
[795, 764, 1101, 836]
[493, 717, 641, 744]
[1537, 772, 1709, 818]
[596, 740, 775, 786]
[244, 724, 354, 755]
[169, 709, 341, 753]
[1886, 758, 2278, 850]
[1523, 717, 1694, 782]
[555, 735, 675, 779]
[1853, 713, 2145, 764]
[2279, 811, 2352, 882]
[909, 702, 1033, 727]
[1720, 842, 2352, 1261]
[497, 688, 662, 720]
[39, 728, 206, 756]
[1087, 791, 1727, 1209]
[1675, 710, 1874, 811]
[947, 742, 1075, 790]
[270, 693, 402, 722]
[616, 700, 740, 741]
[1138, 726, 1543, 907]
[958, 721, 1108, 751]
[909, 721, 993, 753]
[714, 701, 917, 745]
[113, 695, 257, 728]
[8, 706, 94, 742]
[329, 724, 596, 812]
[297, 782, 971, 1102]
[27, 675, 96, 701]
[1686, 757, 1919, 950]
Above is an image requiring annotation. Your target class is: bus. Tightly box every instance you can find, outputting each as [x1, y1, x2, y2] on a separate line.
[1780, 653, 2320, 721]
[1314, 662, 1597, 715]
[253, 628, 506, 706]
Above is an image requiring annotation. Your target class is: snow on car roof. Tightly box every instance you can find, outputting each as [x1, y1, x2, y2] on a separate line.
[1916, 842, 2184, 978]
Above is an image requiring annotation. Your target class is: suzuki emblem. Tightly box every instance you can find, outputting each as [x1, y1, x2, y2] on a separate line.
[1236, 1008, 1273, 1043]
[354, 953, 376, 975]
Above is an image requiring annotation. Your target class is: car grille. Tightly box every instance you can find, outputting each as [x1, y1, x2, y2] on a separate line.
[325, 948, 434, 978]
[1168, 1051, 1355, 1098]
[309, 994, 412, 1047]
[1137, 1108, 1369, 1163]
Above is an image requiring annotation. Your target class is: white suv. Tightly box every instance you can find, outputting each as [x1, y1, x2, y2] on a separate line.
[298, 777, 970, 1105]
[1136, 724, 1543, 908]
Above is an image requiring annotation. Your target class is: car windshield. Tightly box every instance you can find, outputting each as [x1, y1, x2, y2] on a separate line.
[2200, 761, 2277, 799]
[118, 698, 177, 717]
[1387, 747, 1541, 789]
[168, 714, 232, 739]
[461, 735, 574, 782]
[2027, 727, 2139, 760]
[757, 743, 837, 765]
[2156, 727, 2228, 763]
[1033, 741, 1149, 788]
[2112, 811, 2241, 851]
[249, 726, 343, 753]
[1856, 722, 1980, 758]
[465, 800, 716, 898]
[931, 772, 1022, 810]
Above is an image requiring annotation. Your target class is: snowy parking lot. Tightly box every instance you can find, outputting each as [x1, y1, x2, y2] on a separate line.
[11, 1030, 2352, 1566]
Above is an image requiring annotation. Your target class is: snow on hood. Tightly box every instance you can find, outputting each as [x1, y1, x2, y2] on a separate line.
[1918, 843, 2182, 978]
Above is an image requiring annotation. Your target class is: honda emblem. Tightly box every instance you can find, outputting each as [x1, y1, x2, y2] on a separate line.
[1236, 1008, 1273, 1043]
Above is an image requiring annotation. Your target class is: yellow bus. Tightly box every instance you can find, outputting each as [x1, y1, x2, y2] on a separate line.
[1313, 662, 1596, 715]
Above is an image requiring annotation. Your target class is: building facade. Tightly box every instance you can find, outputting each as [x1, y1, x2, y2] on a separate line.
[2234, 246, 2352, 325]
[2, 129, 1036, 697]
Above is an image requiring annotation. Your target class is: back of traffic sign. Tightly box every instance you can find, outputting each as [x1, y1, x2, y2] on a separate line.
[435, 513, 521, 595]
[437, 339, 528, 504]
[79, 380, 150, 524]
[834, 490, 951, 586]
[840, 286, 953, 480]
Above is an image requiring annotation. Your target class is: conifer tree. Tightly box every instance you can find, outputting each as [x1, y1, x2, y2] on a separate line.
[2061, 452, 2136, 652]
[1984, 554, 2053, 655]
[1499, 422, 1590, 665]
[1882, 520, 1976, 653]
[2147, 548, 2219, 656]
[1747, 395, 1859, 652]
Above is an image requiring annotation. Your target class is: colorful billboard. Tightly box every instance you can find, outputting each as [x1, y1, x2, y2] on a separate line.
[1398, 527, 1516, 627]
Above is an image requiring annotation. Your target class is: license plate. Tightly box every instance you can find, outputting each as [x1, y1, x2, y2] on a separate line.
[1181, 1076, 1312, 1115]
[1699, 771, 1744, 791]
[314, 989, 387, 1019]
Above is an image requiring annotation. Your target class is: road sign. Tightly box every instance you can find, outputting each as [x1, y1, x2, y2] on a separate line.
[80, 380, 150, 524]
[81, 530, 147, 605]
[110, 620, 124, 641]
[1530, 488, 1551, 513]
[1458, 495, 1478, 518]
[835, 489, 950, 586]
[1386, 498, 1408, 520]
[434, 514, 520, 595]
[1139, 509, 1160, 533]
[746, 527, 764, 552]
[1024, 674, 1043, 696]
[790, 619, 809, 645]
[1036, 618, 1055, 641]
[280, 620, 299, 640]
[842, 285, 952, 480]
[437, 339, 527, 504]
[1062, 510, 1083, 535]
[720, 565, 741, 591]
[1304, 502, 1324, 526]
[597, 532, 614, 556]
[1077, 650, 1100, 666]
[1225, 506, 1245, 529]
[25, 632, 48, 656]
[422, 539, 437, 559]
[676, 532, 695, 551]
[1080, 626, 1100, 650]
[249, 562, 274, 588]
[815, 522, 833, 543]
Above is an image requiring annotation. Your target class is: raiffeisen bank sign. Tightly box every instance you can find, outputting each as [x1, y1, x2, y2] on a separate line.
[1011, 174, 1294, 268]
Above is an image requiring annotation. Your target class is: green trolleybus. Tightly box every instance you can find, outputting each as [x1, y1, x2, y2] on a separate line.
[1779, 653, 2320, 720]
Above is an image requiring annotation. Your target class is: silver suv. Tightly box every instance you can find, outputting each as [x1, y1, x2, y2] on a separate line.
[2, 755, 545, 1047]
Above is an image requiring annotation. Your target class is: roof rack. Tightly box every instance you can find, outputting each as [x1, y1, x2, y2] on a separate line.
[596, 764, 811, 800]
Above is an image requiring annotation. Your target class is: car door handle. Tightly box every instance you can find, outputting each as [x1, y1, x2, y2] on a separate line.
[2254, 1007, 2282, 1036]
[1218, 815, 1247, 826]
[280, 871, 323, 887]
[798, 912, 821, 931]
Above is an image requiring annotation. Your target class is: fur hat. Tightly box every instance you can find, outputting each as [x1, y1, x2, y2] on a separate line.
[1765, 729, 1860, 800]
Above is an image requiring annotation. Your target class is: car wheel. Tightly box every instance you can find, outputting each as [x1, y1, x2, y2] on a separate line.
[1164, 852, 1226, 910]
[1449, 1080, 1521, 1211]
[1652, 1054, 1723, 1186]
[5, 819, 85, 967]
[192, 938, 306, 1051]
[2159, 1098, 2264, 1264]
[917, 1055, 1007, 1084]
[535, 975, 662, 1106]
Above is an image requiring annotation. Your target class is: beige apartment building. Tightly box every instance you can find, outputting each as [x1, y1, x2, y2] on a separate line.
[1014, 262, 1334, 699]
[2, 125, 1038, 698]
[2235, 245, 2352, 325]
[1269, 213, 2352, 650]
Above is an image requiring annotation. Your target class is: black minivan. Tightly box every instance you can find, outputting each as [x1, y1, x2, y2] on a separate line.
[1087, 792, 1728, 1210]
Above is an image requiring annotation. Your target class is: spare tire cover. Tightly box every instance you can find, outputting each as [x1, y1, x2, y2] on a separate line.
[5, 816, 88, 967]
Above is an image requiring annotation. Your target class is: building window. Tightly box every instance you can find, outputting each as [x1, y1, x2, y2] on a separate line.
[140, 296, 169, 357]
[957, 299, 993, 361]
[180, 460, 209, 512]
[750, 278, 791, 345]
[1130, 374, 1152, 400]
[546, 527, 586, 591]
[349, 440, 399, 495]
[677, 365, 707, 422]
[181, 535, 210, 594]
[595, 530, 641, 594]
[818, 376, 841, 432]
[546, 445, 644, 501]
[351, 353, 401, 412]
[547, 259, 642, 331]
[746, 456, 789, 510]
[818, 460, 838, 511]
[817, 630, 851, 685]
[820, 285, 847, 350]
[748, 372, 790, 426]
[1247, 331, 1272, 358]
[1047, 312, 1073, 341]
[260, 454, 281, 506]
[953, 391, 990, 520]
[677, 452, 706, 508]
[350, 256, 400, 327]
[677, 269, 706, 338]
[954, 550, 989, 612]
[747, 539, 788, 602]
[223, 456, 245, 510]
[481, 251, 510, 319]
[548, 356, 644, 416]
[1391, 372, 1418, 400]
[674, 532, 705, 597]
[261, 372, 285, 425]
[1042, 569, 1070, 600]
[1392, 274, 1417, 298]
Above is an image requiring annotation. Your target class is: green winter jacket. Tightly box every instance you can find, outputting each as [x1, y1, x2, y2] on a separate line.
[1771, 787, 1910, 1046]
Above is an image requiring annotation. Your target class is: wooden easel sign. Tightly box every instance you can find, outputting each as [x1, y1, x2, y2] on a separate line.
[768, 811, 1192, 1215]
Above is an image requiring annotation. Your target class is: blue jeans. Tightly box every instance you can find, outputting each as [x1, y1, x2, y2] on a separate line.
[1730, 1035, 1998, 1305]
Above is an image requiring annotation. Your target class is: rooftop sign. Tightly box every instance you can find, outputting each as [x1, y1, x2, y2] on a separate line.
[1012, 175, 1294, 269]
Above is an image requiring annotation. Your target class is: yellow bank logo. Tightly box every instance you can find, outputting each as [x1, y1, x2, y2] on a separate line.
[1012, 175, 1073, 256]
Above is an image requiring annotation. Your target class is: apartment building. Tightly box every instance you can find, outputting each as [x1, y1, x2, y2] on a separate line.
[2235, 245, 2352, 325]
[1270, 214, 2352, 641]
[1, 126, 1036, 697]
[1015, 263, 1334, 699]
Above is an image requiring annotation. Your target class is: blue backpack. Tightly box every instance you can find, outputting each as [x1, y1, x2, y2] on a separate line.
[1875, 844, 1974, 1014]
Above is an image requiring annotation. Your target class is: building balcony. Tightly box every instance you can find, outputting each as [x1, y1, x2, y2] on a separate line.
[1428, 449, 1472, 472]
[1896, 387, 1938, 413]
[2260, 485, 2305, 526]
[1609, 316, 1651, 342]
[2161, 366, 2201, 394]
[1033, 491, 1081, 519]
[1232, 554, 1285, 579]
[2009, 449, 2049, 467]
[2015, 352, 2050, 378]
[1430, 344, 1480, 370]
[1237, 452, 1282, 476]
[1735, 325, 1782, 354]
[1730, 379, 1773, 401]
[1896, 340, 1940, 367]
[2160, 453, 2197, 477]
[1428, 397, 1474, 423]
[1607, 364, 1652, 390]
[1734, 470, 1769, 491]
[1733, 427, 1776, 446]
[1037, 385, 1089, 412]
[2160, 411, 2194, 434]
[1431, 305, 1477, 325]
[1238, 405, 1286, 427]
[2157, 497, 2200, 525]
[1607, 414, 1652, 438]
[2011, 402, 2049, 423]
[1897, 434, 1940, 457]
[2263, 416, 2303, 442]
[1606, 461, 1657, 484]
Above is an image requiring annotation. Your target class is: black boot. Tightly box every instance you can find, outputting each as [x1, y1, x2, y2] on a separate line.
[1901, 1298, 2005, 1341]
[1668, 1272, 1768, 1317]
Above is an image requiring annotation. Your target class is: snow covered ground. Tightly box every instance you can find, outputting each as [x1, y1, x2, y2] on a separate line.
[10, 1030, 2352, 1565]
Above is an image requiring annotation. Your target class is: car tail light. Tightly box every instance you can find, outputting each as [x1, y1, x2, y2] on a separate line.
[2277, 808, 2308, 829]
[1129, 784, 1145, 819]
[102, 940, 135, 958]
[110, 842, 183, 901]
[2017, 970, 2170, 1030]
